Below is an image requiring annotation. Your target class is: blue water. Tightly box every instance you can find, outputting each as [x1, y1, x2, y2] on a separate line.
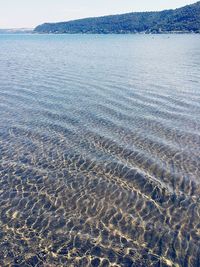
[0, 34, 200, 266]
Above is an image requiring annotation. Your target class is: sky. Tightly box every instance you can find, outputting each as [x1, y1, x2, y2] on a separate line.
[0, 0, 197, 29]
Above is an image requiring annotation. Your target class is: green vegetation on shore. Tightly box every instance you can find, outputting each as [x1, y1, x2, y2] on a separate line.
[34, 1, 200, 34]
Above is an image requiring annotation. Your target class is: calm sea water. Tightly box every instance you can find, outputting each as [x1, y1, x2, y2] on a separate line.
[0, 34, 200, 266]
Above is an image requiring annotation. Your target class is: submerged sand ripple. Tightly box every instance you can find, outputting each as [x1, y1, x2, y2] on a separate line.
[0, 34, 200, 266]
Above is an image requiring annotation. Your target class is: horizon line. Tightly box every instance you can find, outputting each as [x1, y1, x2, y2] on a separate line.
[0, 0, 198, 30]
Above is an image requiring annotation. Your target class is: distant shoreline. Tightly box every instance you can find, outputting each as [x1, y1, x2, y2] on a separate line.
[32, 31, 199, 35]
[34, 1, 200, 34]
[1, 32, 199, 35]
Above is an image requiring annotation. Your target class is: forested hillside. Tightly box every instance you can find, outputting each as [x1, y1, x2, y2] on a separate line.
[35, 1, 200, 33]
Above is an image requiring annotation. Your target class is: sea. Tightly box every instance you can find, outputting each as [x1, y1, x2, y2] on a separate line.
[0, 34, 200, 266]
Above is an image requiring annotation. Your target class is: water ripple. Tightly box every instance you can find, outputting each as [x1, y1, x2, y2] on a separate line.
[0, 34, 200, 266]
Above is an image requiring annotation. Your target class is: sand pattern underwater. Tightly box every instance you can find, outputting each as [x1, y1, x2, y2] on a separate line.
[0, 34, 200, 266]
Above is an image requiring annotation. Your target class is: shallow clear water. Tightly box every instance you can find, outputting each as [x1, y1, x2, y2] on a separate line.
[0, 34, 200, 266]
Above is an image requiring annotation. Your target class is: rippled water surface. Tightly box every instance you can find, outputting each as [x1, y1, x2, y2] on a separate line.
[0, 34, 200, 267]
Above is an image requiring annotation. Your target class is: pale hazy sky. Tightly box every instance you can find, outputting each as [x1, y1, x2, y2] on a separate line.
[0, 0, 197, 28]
